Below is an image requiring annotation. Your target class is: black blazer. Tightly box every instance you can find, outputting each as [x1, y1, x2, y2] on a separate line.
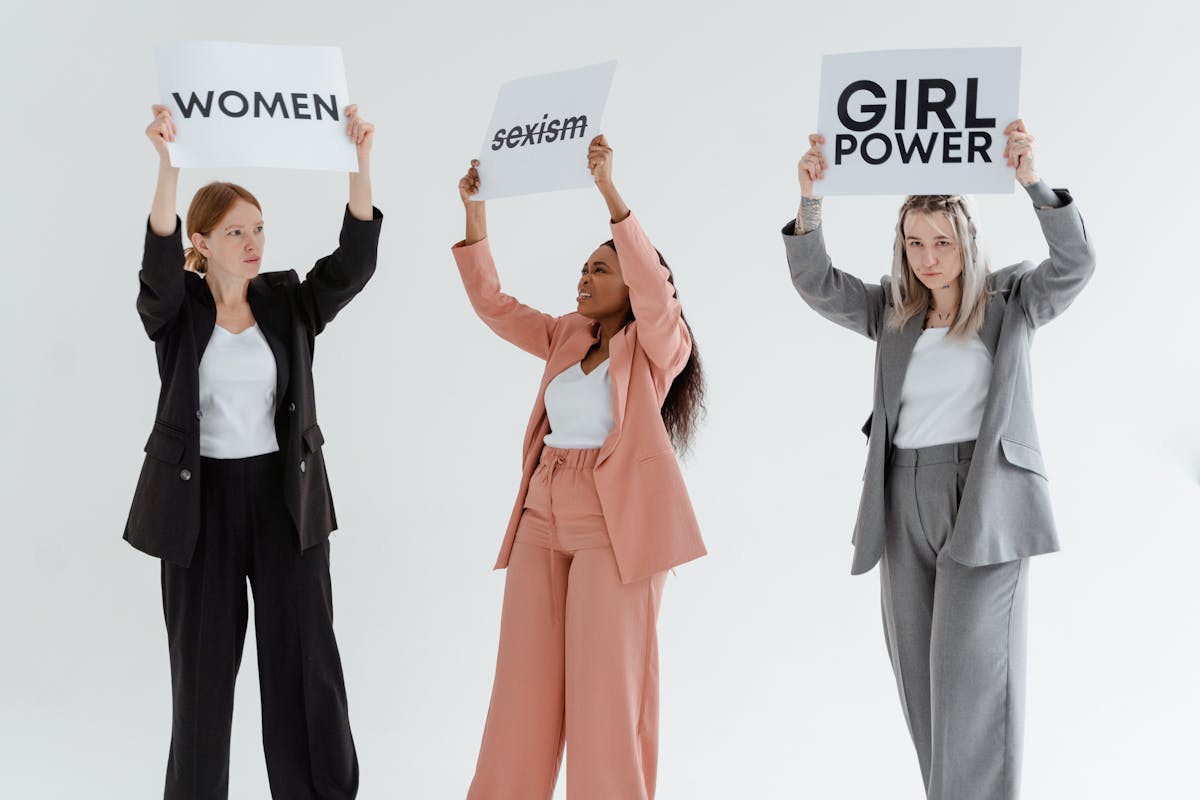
[124, 205, 383, 566]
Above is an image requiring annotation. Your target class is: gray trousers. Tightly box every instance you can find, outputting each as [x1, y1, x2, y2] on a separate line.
[880, 441, 1029, 800]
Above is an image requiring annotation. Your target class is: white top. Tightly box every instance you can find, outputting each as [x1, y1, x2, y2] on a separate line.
[893, 327, 993, 449]
[198, 324, 280, 459]
[543, 360, 614, 449]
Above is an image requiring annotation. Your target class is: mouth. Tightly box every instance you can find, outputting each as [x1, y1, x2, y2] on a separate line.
[577, 292, 592, 302]
[244, 257, 261, 265]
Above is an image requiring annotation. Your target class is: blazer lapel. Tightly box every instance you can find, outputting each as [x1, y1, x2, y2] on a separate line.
[597, 328, 633, 467]
[976, 291, 1005, 357]
[247, 278, 290, 412]
[189, 276, 217, 361]
[881, 303, 927, 439]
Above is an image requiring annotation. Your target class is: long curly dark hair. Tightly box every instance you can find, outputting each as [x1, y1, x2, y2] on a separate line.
[601, 239, 706, 454]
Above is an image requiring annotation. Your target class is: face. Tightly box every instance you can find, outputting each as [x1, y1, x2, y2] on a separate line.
[192, 199, 265, 279]
[576, 245, 631, 321]
[903, 211, 963, 291]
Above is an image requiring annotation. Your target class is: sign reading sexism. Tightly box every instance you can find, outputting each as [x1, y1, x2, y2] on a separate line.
[473, 61, 618, 201]
[816, 48, 1021, 195]
[154, 41, 358, 172]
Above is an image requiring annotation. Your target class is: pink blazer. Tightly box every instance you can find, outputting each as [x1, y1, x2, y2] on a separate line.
[452, 213, 706, 584]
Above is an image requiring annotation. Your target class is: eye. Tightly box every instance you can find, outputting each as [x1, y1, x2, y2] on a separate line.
[254, 225, 263, 234]
[227, 229, 240, 237]
[936, 240, 953, 248]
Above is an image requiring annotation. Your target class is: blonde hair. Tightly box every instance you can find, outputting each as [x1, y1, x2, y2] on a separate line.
[888, 194, 990, 339]
[183, 182, 262, 273]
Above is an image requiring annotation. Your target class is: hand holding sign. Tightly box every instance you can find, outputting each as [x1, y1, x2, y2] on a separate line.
[146, 105, 178, 162]
[344, 104, 375, 163]
[587, 134, 614, 187]
[1003, 119, 1038, 186]
[459, 160, 482, 205]
[798, 134, 829, 198]
[586, 134, 631, 223]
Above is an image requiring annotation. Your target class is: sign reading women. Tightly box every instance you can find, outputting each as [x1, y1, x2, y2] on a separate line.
[816, 48, 1021, 195]
[473, 61, 618, 200]
[155, 42, 358, 171]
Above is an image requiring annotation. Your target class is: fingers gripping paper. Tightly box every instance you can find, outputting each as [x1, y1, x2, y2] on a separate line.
[154, 41, 358, 172]
[817, 48, 1021, 195]
[473, 61, 618, 201]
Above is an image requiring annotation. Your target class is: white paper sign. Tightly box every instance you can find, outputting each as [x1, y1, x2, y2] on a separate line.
[154, 41, 357, 172]
[816, 48, 1021, 195]
[473, 61, 618, 201]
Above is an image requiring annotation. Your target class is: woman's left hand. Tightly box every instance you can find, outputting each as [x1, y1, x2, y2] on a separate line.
[345, 104, 375, 161]
[1003, 119, 1038, 186]
[588, 134, 614, 188]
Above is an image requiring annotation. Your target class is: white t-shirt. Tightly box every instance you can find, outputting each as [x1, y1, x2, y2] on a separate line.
[893, 327, 993, 449]
[197, 324, 280, 459]
[543, 360, 614, 449]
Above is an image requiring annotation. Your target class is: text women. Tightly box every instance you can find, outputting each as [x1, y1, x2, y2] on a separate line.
[170, 91, 341, 121]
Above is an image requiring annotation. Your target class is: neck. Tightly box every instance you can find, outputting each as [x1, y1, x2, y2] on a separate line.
[594, 313, 629, 349]
[928, 279, 962, 314]
[205, 267, 251, 308]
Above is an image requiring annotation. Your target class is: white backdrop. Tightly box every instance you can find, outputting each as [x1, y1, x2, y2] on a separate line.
[1, 1, 1197, 798]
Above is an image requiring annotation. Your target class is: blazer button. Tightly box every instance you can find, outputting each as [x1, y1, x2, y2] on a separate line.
[299, 460, 306, 473]
[179, 468, 192, 481]
[195, 409, 203, 419]
[288, 402, 296, 413]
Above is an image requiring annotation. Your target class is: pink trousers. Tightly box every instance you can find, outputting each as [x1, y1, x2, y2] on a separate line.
[467, 446, 667, 800]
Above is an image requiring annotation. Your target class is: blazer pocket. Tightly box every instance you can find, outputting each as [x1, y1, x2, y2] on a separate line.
[302, 423, 325, 452]
[636, 449, 675, 465]
[144, 427, 185, 464]
[999, 437, 1047, 479]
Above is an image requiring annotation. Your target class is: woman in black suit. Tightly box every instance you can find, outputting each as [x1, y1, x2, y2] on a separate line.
[125, 103, 382, 800]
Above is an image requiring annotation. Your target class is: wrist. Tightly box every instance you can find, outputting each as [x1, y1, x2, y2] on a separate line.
[1018, 171, 1040, 187]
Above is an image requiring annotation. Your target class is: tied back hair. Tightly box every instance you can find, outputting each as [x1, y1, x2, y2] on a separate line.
[888, 194, 990, 339]
[601, 238, 706, 455]
[183, 182, 262, 274]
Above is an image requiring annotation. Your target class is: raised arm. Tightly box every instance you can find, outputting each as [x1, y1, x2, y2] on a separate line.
[588, 135, 690, 375]
[782, 133, 888, 340]
[452, 160, 559, 359]
[137, 105, 186, 340]
[1002, 119, 1096, 326]
[295, 106, 383, 334]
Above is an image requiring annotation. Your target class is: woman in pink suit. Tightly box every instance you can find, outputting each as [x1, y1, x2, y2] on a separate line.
[453, 135, 706, 800]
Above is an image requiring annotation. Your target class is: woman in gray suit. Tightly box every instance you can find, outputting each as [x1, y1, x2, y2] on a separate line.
[782, 120, 1095, 800]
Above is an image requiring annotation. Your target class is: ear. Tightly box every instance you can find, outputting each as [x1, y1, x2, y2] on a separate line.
[190, 231, 209, 257]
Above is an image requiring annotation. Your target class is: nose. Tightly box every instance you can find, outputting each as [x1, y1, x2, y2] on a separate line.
[922, 248, 937, 268]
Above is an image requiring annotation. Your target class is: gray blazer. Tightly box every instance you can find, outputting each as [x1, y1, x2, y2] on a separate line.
[782, 191, 1095, 574]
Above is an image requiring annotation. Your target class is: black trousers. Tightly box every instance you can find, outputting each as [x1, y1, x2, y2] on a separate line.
[161, 452, 358, 800]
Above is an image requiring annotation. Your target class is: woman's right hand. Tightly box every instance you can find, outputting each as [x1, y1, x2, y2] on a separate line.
[459, 159, 481, 207]
[798, 133, 827, 198]
[146, 105, 176, 162]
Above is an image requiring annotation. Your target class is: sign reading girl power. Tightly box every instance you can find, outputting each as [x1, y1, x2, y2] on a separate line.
[817, 48, 1021, 195]
[473, 61, 618, 201]
[154, 41, 358, 172]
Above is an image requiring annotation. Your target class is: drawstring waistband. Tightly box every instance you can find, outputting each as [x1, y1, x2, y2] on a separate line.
[537, 447, 600, 625]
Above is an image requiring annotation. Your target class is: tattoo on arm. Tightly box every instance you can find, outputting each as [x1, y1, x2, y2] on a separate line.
[796, 196, 823, 235]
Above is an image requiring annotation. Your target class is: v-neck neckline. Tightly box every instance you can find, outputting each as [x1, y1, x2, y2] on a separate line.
[579, 357, 610, 377]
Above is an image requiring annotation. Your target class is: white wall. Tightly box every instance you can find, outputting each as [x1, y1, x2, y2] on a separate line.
[1, 0, 1196, 797]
